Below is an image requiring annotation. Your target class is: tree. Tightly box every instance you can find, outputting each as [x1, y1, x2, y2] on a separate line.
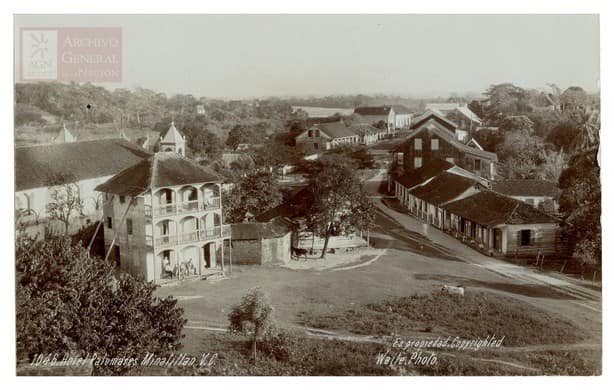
[560, 86, 589, 111]
[228, 287, 274, 364]
[226, 125, 264, 149]
[558, 149, 601, 279]
[325, 145, 375, 169]
[499, 115, 534, 134]
[307, 156, 375, 258]
[223, 171, 283, 223]
[45, 173, 84, 235]
[16, 236, 186, 374]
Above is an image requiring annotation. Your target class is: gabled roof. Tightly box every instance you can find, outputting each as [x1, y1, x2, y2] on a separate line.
[256, 186, 315, 222]
[410, 110, 458, 131]
[456, 105, 482, 124]
[349, 124, 379, 136]
[16, 138, 151, 191]
[410, 172, 482, 206]
[231, 218, 294, 240]
[95, 152, 220, 196]
[401, 122, 498, 162]
[353, 114, 390, 125]
[492, 180, 559, 198]
[54, 125, 76, 143]
[311, 121, 357, 139]
[160, 122, 184, 143]
[396, 159, 454, 189]
[392, 105, 412, 115]
[354, 106, 392, 116]
[442, 190, 559, 226]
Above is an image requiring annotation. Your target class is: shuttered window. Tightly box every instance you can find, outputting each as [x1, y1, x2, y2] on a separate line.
[519, 229, 532, 246]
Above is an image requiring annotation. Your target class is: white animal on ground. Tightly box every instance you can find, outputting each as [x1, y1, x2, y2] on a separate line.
[441, 285, 465, 297]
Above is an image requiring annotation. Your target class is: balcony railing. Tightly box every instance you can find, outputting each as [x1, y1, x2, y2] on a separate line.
[145, 197, 221, 218]
[149, 224, 231, 248]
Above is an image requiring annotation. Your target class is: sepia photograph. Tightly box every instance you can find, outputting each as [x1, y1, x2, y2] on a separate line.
[4, 4, 610, 382]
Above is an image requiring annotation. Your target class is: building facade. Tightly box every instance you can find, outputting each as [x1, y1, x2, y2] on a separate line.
[96, 152, 231, 282]
[395, 112, 498, 180]
[295, 121, 359, 153]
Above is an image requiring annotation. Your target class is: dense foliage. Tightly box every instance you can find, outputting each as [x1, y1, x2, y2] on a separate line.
[16, 236, 186, 374]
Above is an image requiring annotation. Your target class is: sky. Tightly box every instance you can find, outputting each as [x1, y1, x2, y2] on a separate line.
[14, 14, 600, 98]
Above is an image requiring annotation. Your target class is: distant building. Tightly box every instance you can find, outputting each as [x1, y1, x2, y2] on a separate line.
[349, 123, 381, 145]
[95, 152, 231, 283]
[353, 106, 396, 133]
[230, 218, 294, 265]
[395, 111, 498, 180]
[424, 103, 482, 132]
[295, 120, 359, 153]
[196, 104, 206, 115]
[392, 105, 413, 129]
[492, 180, 560, 214]
[54, 124, 77, 143]
[15, 138, 151, 235]
[159, 122, 186, 156]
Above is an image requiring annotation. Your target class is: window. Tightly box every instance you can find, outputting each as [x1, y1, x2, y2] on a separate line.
[414, 138, 422, 151]
[308, 130, 313, 137]
[414, 157, 422, 169]
[314, 143, 319, 150]
[126, 219, 133, 235]
[397, 152, 404, 165]
[315, 129, 320, 137]
[445, 157, 455, 164]
[119, 195, 126, 204]
[431, 138, 439, 150]
[107, 217, 113, 229]
[520, 229, 532, 246]
[474, 159, 481, 171]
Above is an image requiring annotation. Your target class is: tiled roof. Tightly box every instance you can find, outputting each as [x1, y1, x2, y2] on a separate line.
[442, 190, 559, 226]
[410, 172, 482, 206]
[396, 159, 454, 189]
[231, 218, 294, 240]
[15, 138, 151, 191]
[95, 152, 220, 196]
[492, 180, 559, 197]
[354, 106, 392, 116]
[312, 121, 357, 139]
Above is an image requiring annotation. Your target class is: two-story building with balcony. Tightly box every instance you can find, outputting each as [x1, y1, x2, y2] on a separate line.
[95, 152, 231, 283]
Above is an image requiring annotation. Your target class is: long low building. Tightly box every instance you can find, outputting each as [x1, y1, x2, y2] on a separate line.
[394, 159, 564, 259]
[442, 190, 562, 258]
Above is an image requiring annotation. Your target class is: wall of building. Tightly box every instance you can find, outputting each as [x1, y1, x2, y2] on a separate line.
[102, 193, 151, 280]
[231, 240, 262, 265]
[261, 232, 292, 264]
[502, 223, 560, 257]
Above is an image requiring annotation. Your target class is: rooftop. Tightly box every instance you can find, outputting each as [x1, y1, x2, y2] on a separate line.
[354, 106, 392, 116]
[231, 218, 295, 240]
[311, 121, 357, 139]
[396, 159, 454, 189]
[16, 138, 151, 191]
[410, 172, 482, 206]
[442, 190, 559, 226]
[95, 152, 220, 196]
[492, 180, 559, 197]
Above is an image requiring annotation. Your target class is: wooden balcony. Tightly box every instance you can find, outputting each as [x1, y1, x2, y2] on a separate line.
[145, 197, 221, 218]
[147, 224, 231, 248]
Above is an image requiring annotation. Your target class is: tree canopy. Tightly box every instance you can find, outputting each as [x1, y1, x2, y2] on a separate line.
[16, 236, 186, 374]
